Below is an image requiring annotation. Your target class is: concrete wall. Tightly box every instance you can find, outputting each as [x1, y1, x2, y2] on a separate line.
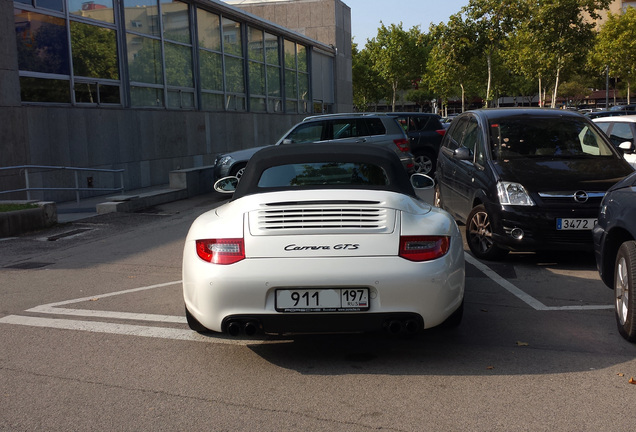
[1, 0, 345, 201]
[0, 104, 304, 201]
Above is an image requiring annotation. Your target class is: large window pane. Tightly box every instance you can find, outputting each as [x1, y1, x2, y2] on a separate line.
[37, 0, 64, 12]
[201, 92, 223, 111]
[225, 56, 244, 93]
[164, 42, 192, 87]
[167, 89, 194, 108]
[285, 69, 297, 99]
[249, 62, 265, 95]
[123, 0, 161, 37]
[99, 84, 121, 103]
[284, 39, 296, 69]
[131, 86, 163, 106]
[15, 10, 69, 75]
[297, 44, 307, 72]
[222, 18, 241, 56]
[161, 0, 190, 43]
[20, 77, 70, 103]
[264, 32, 279, 65]
[248, 27, 263, 61]
[68, 0, 115, 24]
[267, 66, 280, 97]
[71, 21, 119, 79]
[250, 97, 266, 112]
[127, 34, 163, 84]
[197, 9, 221, 51]
[299, 72, 309, 101]
[199, 50, 223, 91]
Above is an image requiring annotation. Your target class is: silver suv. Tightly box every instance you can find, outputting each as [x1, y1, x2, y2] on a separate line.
[213, 113, 414, 180]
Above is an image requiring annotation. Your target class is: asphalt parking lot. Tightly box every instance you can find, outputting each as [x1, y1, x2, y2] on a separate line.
[1, 193, 635, 431]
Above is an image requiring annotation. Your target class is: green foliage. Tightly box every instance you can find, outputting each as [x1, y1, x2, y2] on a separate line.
[364, 23, 431, 111]
[352, 43, 388, 110]
[354, 0, 622, 111]
[0, 203, 38, 213]
[589, 7, 636, 102]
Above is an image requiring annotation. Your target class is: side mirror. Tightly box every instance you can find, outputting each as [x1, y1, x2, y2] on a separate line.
[619, 141, 634, 153]
[453, 147, 473, 161]
[410, 173, 435, 190]
[282, 138, 293, 145]
[214, 176, 239, 194]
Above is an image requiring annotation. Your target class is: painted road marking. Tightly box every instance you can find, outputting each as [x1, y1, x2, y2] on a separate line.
[465, 254, 613, 311]
[0, 315, 281, 346]
[0, 255, 612, 340]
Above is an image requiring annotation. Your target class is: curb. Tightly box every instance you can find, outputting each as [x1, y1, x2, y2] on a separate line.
[0, 201, 57, 238]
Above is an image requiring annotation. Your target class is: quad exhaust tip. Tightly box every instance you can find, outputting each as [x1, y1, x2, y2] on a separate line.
[226, 320, 260, 337]
[386, 319, 420, 335]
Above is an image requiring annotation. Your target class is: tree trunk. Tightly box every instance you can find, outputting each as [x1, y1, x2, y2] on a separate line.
[461, 83, 465, 113]
[551, 65, 561, 109]
[486, 52, 492, 108]
[392, 81, 398, 112]
[538, 76, 542, 108]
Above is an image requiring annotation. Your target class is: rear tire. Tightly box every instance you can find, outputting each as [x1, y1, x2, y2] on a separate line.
[413, 151, 436, 175]
[466, 204, 508, 261]
[614, 241, 636, 342]
[185, 306, 210, 333]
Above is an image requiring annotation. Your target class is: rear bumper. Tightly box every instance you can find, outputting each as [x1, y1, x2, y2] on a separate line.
[183, 248, 465, 334]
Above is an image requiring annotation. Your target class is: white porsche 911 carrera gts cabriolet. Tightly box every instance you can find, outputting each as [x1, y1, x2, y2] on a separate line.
[182, 143, 465, 336]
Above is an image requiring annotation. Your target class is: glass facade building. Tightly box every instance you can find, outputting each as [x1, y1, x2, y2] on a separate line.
[12, 0, 320, 113]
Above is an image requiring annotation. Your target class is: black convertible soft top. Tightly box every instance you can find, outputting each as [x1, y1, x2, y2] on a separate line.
[232, 143, 415, 200]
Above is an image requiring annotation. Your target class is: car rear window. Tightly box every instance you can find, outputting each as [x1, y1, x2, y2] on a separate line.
[489, 117, 616, 160]
[257, 162, 389, 188]
[364, 118, 386, 136]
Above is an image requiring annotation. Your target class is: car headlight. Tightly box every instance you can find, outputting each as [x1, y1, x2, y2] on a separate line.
[497, 181, 535, 206]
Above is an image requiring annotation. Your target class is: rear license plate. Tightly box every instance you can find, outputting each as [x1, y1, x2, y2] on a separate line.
[275, 288, 369, 312]
[556, 218, 597, 230]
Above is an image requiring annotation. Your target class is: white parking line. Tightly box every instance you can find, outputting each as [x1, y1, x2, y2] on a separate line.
[0, 315, 264, 345]
[464, 254, 613, 311]
[0, 257, 612, 341]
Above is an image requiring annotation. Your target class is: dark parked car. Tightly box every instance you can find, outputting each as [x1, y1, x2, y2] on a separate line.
[213, 113, 414, 180]
[386, 113, 447, 175]
[435, 108, 634, 260]
[593, 171, 636, 342]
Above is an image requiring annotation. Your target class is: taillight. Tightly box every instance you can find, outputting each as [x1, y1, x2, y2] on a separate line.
[436, 129, 446, 136]
[393, 138, 410, 152]
[399, 236, 450, 261]
[196, 239, 245, 264]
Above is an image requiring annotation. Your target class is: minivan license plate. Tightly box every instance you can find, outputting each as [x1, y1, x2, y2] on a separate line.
[556, 218, 597, 230]
[275, 288, 369, 312]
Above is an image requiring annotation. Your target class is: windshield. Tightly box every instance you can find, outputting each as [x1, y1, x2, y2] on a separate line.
[489, 117, 615, 161]
[257, 162, 389, 188]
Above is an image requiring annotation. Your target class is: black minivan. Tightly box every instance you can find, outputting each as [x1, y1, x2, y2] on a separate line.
[435, 108, 634, 260]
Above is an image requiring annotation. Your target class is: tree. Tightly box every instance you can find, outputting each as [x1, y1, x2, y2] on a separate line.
[351, 43, 388, 111]
[589, 7, 636, 104]
[462, 0, 526, 106]
[366, 23, 429, 111]
[425, 15, 483, 113]
[558, 75, 593, 107]
[519, 0, 612, 108]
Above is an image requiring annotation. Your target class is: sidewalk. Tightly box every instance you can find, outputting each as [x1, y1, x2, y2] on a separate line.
[56, 185, 186, 223]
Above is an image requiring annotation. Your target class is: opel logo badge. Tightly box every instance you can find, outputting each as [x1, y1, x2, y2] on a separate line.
[573, 190, 589, 203]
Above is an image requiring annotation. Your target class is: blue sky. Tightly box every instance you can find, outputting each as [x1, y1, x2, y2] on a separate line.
[344, 0, 470, 44]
